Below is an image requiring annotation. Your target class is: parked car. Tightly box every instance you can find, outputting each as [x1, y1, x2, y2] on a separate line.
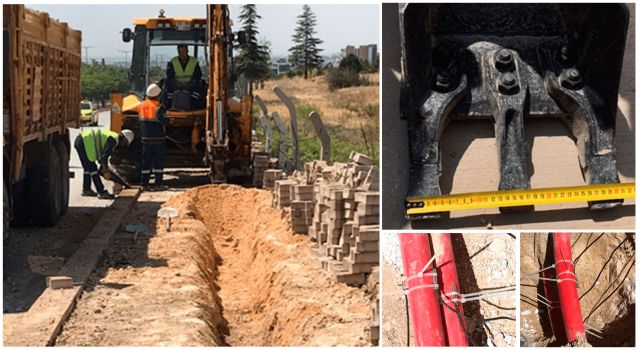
[80, 100, 97, 126]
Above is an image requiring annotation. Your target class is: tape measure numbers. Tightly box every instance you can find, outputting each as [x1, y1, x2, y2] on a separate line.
[405, 182, 635, 218]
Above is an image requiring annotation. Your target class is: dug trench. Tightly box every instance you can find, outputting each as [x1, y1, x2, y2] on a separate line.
[520, 232, 635, 347]
[55, 185, 371, 346]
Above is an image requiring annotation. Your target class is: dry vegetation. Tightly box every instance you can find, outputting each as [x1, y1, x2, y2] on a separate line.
[257, 74, 379, 129]
[254, 73, 379, 164]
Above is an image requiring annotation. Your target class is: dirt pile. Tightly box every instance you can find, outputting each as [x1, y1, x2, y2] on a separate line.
[167, 184, 371, 346]
[520, 232, 635, 347]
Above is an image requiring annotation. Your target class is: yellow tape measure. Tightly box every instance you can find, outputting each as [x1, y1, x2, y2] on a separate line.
[405, 182, 635, 218]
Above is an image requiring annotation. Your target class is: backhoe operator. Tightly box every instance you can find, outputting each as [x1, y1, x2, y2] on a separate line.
[165, 44, 203, 109]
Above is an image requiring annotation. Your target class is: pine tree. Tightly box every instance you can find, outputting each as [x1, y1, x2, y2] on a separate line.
[288, 5, 324, 79]
[236, 4, 271, 91]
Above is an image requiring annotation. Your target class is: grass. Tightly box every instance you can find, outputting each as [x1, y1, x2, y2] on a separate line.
[255, 102, 378, 166]
[253, 73, 379, 166]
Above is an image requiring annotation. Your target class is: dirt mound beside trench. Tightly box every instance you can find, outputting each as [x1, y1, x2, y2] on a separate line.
[520, 232, 635, 347]
[166, 184, 371, 346]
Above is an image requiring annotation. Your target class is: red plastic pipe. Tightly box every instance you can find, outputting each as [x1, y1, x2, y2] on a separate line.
[553, 232, 586, 343]
[542, 267, 566, 343]
[399, 233, 446, 346]
[432, 233, 468, 346]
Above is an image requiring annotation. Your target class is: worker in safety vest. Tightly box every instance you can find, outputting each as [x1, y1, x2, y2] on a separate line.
[139, 83, 169, 191]
[74, 128, 134, 199]
[165, 44, 203, 107]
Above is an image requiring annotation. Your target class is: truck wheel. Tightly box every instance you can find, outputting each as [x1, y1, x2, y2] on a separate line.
[9, 180, 29, 227]
[4, 181, 10, 238]
[27, 146, 62, 227]
[54, 140, 70, 216]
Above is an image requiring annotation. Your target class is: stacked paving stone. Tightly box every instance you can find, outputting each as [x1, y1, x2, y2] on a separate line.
[290, 199, 313, 233]
[262, 169, 284, 190]
[252, 152, 270, 187]
[269, 152, 379, 286]
[273, 179, 296, 208]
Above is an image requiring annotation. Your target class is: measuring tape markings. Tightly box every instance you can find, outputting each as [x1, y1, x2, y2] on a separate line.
[405, 182, 635, 216]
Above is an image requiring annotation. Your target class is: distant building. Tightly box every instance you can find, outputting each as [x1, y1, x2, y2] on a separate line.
[366, 44, 378, 64]
[345, 45, 356, 56]
[271, 57, 291, 75]
[344, 44, 378, 64]
[357, 46, 368, 62]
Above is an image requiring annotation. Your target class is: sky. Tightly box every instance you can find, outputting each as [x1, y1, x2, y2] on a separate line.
[28, 4, 379, 62]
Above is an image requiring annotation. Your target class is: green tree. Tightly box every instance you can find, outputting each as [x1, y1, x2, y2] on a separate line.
[236, 4, 271, 92]
[288, 5, 323, 79]
[81, 61, 129, 106]
[339, 54, 362, 73]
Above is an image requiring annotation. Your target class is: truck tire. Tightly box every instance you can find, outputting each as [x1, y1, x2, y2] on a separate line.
[26, 145, 62, 227]
[4, 181, 9, 238]
[54, 140, 70, 216]
[9, 180, 29, 227]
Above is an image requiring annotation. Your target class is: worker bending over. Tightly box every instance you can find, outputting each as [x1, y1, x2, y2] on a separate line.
[75, 128, 134, 199]
[139, 83, 169, 191]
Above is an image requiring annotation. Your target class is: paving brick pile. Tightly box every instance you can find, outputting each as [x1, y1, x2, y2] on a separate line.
[267, 152, 379, 286]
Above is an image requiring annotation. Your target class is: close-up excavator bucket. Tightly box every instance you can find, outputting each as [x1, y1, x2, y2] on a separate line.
[399, 4, 629, 218]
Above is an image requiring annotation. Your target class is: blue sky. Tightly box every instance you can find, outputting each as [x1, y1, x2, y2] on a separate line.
[28, 4, 379, 61]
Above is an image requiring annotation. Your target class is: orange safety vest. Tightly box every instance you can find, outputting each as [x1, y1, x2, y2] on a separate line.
[139, 99, 160, 121]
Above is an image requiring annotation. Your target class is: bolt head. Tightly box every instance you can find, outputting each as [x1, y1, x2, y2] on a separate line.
[495, 49, 514, 72]
[561, 68, 583, 90]
[433, 70, 456, 92]
[501, 72, 516, 86]
[498, 72, 519, 95]
[567, 68, 580, 81]
[436, 71, 452, 84]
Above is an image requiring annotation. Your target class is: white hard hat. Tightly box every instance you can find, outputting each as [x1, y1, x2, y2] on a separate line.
[120, 129, 135, 147]
[146, 83, 161, 98]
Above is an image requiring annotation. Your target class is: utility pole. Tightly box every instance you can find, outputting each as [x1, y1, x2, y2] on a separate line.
[118, 50, 131, 67]
[82, 45, 95, 64]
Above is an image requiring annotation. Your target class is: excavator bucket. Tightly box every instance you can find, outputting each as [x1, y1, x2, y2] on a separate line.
[400, 4, 629, 217]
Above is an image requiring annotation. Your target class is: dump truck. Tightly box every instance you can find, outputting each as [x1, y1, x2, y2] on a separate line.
[3, 4, 81, 230]
[110, 5, 253, 184]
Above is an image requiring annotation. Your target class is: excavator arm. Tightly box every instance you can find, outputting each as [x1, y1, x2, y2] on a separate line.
[206, 4, 230, 183]
[206, 4, 253, 184]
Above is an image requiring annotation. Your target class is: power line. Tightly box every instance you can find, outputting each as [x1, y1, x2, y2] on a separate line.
[82, 46, 95, 64]
[118, 50, 131, 66]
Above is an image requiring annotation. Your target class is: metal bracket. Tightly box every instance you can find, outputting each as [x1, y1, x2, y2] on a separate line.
[543, 61, 622, 209]
[406, 72, 467, 219]
[483, 48, 533, 212]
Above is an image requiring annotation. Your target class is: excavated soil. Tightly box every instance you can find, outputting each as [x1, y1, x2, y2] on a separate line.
[381, 233, 516, 346]
[178, 185, 371, 346]
[56, 185, 370, 346]
[520, 232, 635, 347]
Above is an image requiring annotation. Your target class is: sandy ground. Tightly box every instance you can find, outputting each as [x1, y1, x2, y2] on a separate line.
[52, 185, 371, 346]
[520, 232, 635, 347]
[381, 4, 635, 230]
[381, 232, 516, 346]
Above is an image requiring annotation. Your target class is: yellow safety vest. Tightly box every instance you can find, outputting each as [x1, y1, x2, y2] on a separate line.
[81, 129, 119, 162]
[171, 56, 197, 87]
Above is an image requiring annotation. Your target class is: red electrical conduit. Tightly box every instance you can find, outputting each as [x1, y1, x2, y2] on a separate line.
[399, 233, 446, 346]
[432, 233, 469, 346]
[542, 267, 566, 343]
[553, 232, 586, 343]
